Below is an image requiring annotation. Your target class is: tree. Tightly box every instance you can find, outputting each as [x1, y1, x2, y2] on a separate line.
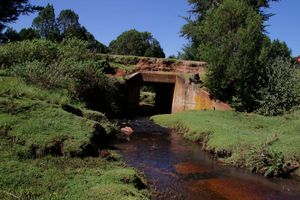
[259, 37, 292, 66]
[57, 9, 80, 35]
[62, 25, 108, 53]
[180, 0, 279, 60]
[109, 29, 165, 58]
[56, 9, 108, 53]
[0, 27, 20, 43]
[32, 4, 60, 41]
[19, 27, 40, 40]
[144, 39, 165, 58]
[199, 0, 265, 111]
[178, 43, 199, 60]
[0, 0, 40, 34]
[266, 39, 291, 61]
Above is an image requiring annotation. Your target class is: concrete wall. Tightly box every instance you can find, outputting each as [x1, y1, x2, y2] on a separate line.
[172, 76, 231, 113]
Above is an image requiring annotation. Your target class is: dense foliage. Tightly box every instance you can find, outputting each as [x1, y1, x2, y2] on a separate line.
[32, 4, 60, 41]
[255, 58, 300, 116]
[1, 4, 109, 53]
[57, 9, 80, 34]
[109, 29, 165, 58]
[180, 0, 299, 114]
[0, 39, 122, 117]
[180, 0, 279, 60]
[199, 0, 264, 111]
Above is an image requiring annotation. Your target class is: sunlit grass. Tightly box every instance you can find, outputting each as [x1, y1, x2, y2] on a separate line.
[0, 76, 149, 199]
[152, 110, 300, 176]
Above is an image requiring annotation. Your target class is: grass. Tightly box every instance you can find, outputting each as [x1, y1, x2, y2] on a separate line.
[0, 77, 71, 105]
[0, 76, 149, 199]
[152, 110, 300, 177]
[140, 91, 155, 106]
[0, 153, 149, 199]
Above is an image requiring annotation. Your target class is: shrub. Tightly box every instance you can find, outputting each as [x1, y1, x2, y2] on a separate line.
[13, 60, 69, 90]
[1, 39, 125, 117]
[0, 39, 59, 67]
[58, 38, 90, 61]
[256, 58, 300, 116]
[68, 61, 120, 116]
[0, 38, 101, 68]
[249, 149, 286, 177]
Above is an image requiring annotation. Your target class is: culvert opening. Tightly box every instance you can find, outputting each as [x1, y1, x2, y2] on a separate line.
[138, 82, 175, 116]
[125, 72, 177, 117]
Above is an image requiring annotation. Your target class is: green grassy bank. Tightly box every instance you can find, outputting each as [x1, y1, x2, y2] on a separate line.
[152, 110, 300, 177]
[0, 76, 149, 200]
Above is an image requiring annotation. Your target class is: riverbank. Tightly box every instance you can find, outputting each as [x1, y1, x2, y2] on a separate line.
[117, 117, 300, 200]
[151, 110, 300, 177]
[0, 76, 149, 199]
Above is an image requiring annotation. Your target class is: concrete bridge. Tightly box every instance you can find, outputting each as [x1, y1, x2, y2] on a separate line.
[125, 71, 231, 115]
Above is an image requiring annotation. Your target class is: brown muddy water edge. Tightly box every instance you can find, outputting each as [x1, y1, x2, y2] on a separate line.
[115, 118, 300, 200]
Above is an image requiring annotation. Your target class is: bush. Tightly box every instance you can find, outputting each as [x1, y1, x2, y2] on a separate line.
[0, 39, 59, 67]
[1, 39, 125, 117]
[13, 59, 122, 116]
[249, 148, 287, 177]
[13, 60, 69, 90]
[68, 61, 120, 116]
[256, 58, 300, 116]
[58, 38, 91, 61]
[0, 38, 101, 68]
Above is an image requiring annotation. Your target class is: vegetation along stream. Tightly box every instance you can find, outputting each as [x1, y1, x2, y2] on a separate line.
[116, 118, 300, 200]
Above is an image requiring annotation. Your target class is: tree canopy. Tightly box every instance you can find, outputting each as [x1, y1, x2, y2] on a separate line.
[32, 4, 60, 41]
[0, 0, 40, 33]
[57, 9, 80, 35]
[186, 0, 296, 113]
[19, 27, 40, 40]
[0, 0, 40, 42]
[180, 0, 280, 60]
[199, 0, 264, 110]
[1, 27, 20, 43]
[29, 5, 108, 53]
[109, 29, 165, 58]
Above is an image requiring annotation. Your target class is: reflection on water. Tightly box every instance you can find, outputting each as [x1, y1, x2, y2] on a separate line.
[116, 118, 300, 200]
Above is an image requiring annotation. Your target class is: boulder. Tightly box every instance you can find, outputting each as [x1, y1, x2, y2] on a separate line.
[121, 126, 133, 136]
[120, 126, 134, 141]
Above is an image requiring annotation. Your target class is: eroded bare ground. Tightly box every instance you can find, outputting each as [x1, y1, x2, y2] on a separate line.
[116, 118, 300, 200]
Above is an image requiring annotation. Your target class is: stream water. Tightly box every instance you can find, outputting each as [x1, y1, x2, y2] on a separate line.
[116, 118, 300, 200]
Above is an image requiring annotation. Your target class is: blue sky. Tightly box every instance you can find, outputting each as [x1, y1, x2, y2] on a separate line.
[11, 0, 300, 57]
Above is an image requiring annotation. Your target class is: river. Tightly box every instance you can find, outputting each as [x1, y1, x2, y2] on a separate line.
[116, 118, 300, 200]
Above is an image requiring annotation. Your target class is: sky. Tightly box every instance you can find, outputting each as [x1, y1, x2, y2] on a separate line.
[11, 0, 300, 57]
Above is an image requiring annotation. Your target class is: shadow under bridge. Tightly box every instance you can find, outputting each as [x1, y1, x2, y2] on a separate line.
[125, 71, 181, 116]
